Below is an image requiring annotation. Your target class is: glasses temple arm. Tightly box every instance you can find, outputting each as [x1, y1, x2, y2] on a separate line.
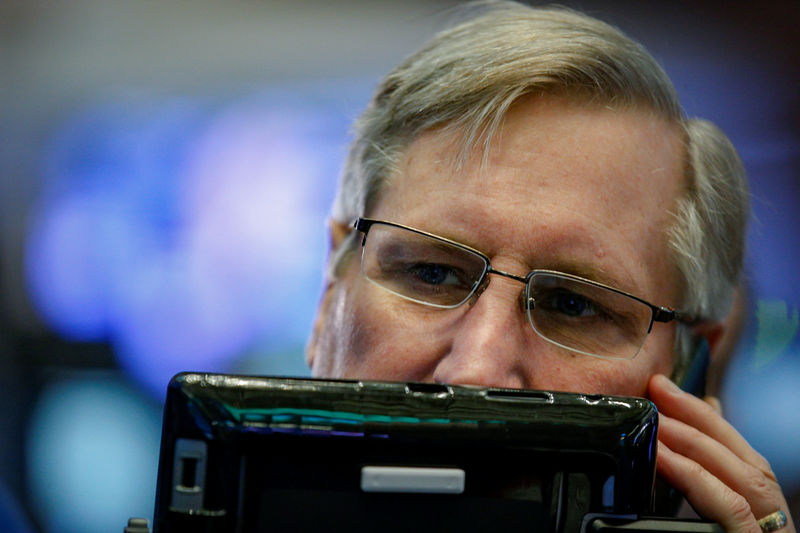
[653, 307, 700, 325]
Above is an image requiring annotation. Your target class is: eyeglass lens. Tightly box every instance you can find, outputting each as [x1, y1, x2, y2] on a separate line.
[526, 273, 651, 359]
[361, 221, 653, 359]
[361, 222, 487, 307]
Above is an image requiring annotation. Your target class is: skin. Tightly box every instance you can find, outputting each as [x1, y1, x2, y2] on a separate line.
[307, 96, 794, 533]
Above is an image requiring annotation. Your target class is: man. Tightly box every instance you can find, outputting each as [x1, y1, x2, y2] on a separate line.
[305, 3, 794, 532]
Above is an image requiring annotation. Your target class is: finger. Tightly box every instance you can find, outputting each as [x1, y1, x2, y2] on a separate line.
[649, 374, 774, 476]
[659, 413, 784, 521]
[657, 441, 761, 533]
[650, 374, 795, 532]
[704, 395, 722, 416]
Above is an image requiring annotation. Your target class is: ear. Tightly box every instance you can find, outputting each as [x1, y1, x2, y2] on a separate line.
[305, 218, 354, 369]
[692, 320, 724, 355]
[328, 218, 353, 255]
[698, 285, 747, 397]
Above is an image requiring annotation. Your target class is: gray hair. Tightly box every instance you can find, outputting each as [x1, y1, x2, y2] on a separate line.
[329, 1, 749, 377]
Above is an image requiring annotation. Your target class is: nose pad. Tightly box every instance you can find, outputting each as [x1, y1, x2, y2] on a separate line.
[471, 275, 534, 315]
[518, 287, 534, 313]
[467, 275, 491, 306]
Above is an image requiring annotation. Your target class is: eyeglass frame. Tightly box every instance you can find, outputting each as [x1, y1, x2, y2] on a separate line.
[353, 217, 697, 359]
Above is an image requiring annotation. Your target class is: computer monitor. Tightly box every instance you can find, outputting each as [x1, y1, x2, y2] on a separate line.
[150, 372, 719, 532]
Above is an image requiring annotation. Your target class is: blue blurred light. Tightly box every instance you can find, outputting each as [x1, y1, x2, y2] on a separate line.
[25, 372, 162, 533]
[24, 90, 347, 396]
[25, 193, 111, 339]
[25, 98, 201, 342]
[723, 336, 800, 494]
[0, 482, 34, 533]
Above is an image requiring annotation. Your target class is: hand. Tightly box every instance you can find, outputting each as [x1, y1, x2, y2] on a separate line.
[648, 373, 795, 533]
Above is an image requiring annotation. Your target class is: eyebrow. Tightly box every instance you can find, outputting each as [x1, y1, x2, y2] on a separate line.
[460, 239, 640, 296]
[536, 259, 641, 297]
[379, 218, 645, 299]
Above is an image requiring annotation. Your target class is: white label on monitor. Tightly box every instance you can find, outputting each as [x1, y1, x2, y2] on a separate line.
[360, 466, 465, 494]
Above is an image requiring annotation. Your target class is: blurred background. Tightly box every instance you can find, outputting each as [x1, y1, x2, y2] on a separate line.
[1, 1, 798, 531]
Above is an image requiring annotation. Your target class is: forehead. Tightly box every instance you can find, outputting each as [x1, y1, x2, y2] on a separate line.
[370, 96, 686, 302]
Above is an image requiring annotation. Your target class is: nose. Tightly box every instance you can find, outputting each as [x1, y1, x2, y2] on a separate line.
[431, 274, 540, 389]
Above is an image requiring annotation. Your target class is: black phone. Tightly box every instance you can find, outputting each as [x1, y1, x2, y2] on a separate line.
[679, 337, 710, 397]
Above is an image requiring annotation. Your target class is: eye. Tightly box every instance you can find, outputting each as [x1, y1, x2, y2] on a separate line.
[554, 290, 594, 316]
[540, 289, 599, 318]
[408, 263, 462, 286]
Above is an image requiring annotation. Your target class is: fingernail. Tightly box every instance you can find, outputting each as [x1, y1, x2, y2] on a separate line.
[704, 396, 722, 415]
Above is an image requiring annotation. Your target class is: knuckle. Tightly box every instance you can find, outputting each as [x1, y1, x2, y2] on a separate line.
[752, 451, 777, 481]
[725, 490, 754, 525]
[684, 458, 706, 480]
[743, 464, 776, 500]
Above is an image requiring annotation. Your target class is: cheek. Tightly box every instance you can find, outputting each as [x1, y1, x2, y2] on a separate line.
[540, 340, 674, 397]
[534, 359, 647, 396]
[315, 280, 454, 381]
[561, 364, 654, 397]
[600, 331, 675, 397]
[341, 292, 394, 376]
[317, 282, 384, 378]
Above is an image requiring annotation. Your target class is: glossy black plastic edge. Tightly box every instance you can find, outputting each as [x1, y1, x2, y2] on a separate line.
[153, 372, 660, 532]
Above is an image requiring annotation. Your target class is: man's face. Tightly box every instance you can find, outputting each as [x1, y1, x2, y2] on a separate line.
[308, 96, 687, 397]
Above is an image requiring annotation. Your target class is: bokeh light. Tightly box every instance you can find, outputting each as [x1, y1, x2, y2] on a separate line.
[26, 372, 162, 533]
[25, 91, 347, 397]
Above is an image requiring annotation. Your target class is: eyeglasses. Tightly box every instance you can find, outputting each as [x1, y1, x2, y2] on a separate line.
[354, 218, 694, 361]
